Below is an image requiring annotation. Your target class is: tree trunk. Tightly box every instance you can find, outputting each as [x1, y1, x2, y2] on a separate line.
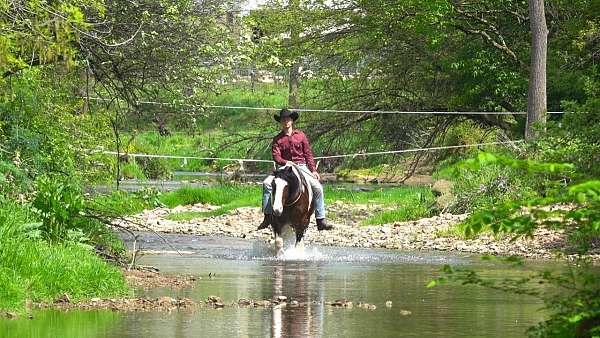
[288, 0, 300, 109]
[288, 62, 300, 108]
[525, 0, 548, 140]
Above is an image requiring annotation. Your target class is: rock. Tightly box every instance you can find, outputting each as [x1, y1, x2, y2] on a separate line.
[207, 296, 221, 303]
[54, 293, 71, 304]
[276, 295, 287, 302]
[289, 300, 300, 307]
[432, 179, 453, 196]
[330, 298, 349, 307]
[91, 298, 101, 303]
[256, 300, 271, 307]
[238, 298, 252, 306]
[214, 302, 225, 308]
[2, 312, 17, 319]
[158, 296, 175, 306]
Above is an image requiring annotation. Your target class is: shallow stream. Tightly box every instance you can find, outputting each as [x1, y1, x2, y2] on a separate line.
[2, 233, 552, 338]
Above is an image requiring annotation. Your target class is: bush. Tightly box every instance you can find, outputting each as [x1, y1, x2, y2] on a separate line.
[435, 154, 540, 213]
[31, 176, 85, 242]
[135, 157, 172, 179]
[119, 162, 147, 180]
[0, 159, 31, 197]
[533, 98, 600, 178]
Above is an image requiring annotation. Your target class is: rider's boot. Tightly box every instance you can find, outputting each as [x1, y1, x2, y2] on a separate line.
[316, 218, 333, 231]
[257, 214, 272, 230]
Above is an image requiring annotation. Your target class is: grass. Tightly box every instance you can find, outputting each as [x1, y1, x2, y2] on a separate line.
[164, 185, 261, 220]
[326, 185, 432, 206]
[160, 184, 434, 224]
[0, 199, 129, 312]
[92, 189, 159, 215]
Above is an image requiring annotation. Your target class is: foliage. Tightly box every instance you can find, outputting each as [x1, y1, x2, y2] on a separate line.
[32, 176, 86, 242]
[435, 152, 541, 213]
[533, 98, 600, 178]
[0, 237, 128, 312]
[430, 153, 600, 338]
[0, 0, 102, 77]
[92, 188, 164, 216]
[0, 197, 128, 312]
[0, 159, 31, 197]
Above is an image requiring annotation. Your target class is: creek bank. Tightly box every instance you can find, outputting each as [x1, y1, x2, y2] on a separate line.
[115, 203, 600, 261]
[1, 269, 201, 318]
[124, 269, 199, 289]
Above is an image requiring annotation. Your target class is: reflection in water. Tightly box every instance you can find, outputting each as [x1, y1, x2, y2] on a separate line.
[270, 261, 323, 338]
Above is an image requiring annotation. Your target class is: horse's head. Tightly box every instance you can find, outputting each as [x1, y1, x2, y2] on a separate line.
[271, 165, 300, 216]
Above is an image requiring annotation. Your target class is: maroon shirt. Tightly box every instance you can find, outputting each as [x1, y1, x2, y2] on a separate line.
[272, 130, 316, 172]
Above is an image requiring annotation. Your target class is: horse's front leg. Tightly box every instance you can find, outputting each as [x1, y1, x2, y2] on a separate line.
[272, 223, 284, 250]
[294, 228, 306, 251]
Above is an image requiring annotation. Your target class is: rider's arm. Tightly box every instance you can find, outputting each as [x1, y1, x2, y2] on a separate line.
[301, 132, 317, 173]
[272, 136, 287, 166]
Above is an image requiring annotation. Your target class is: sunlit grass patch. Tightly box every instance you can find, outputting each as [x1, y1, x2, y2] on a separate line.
[159, 185, 261, 208]
[326, 186, 433, 207]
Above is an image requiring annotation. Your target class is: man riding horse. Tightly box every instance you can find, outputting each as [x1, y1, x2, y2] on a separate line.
[257, 108, 333, 231]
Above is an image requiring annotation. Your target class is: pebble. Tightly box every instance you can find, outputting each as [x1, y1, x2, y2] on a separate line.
[114, 203, 597, 260]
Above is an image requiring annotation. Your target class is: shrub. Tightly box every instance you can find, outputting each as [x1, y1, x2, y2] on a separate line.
[31, 176, 86, 242]
[135, 157, 172, 179]
[435, 154, 540, 213]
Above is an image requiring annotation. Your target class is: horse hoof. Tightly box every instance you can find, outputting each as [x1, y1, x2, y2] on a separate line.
[274, 237, 284, 250]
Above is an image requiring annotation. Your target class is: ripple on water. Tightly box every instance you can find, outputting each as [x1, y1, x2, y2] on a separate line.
[124, 230, 467, 265]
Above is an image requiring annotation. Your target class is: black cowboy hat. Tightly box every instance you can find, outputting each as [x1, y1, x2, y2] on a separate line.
[274, 108, 299, 122]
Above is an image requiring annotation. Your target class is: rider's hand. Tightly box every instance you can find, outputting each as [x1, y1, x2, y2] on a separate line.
[312, 171, 320, 180]
[286, 161, 294, 166]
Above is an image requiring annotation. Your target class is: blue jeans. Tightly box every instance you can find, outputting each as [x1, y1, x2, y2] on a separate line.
[262, 164, 326, 219]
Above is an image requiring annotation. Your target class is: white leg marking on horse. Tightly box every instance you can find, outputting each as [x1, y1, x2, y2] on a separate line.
[274, 236, 284, 250]
[272, 177, 287, 215]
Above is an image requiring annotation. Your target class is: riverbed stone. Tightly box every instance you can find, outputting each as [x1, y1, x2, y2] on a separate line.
[115, 203, 599, 261]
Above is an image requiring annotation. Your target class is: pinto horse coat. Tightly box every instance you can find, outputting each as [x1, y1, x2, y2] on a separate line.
[270, 163, 315, 248]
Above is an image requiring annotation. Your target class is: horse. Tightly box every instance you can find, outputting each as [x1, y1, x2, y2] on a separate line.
[270, 163, 315, 250]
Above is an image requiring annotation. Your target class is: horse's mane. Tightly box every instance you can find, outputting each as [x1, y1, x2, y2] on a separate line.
[274, 166, 301, 198]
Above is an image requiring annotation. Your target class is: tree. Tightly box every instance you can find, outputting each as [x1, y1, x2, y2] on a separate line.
[288, 0, 301, 108]
[525, 0, 548, 140]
